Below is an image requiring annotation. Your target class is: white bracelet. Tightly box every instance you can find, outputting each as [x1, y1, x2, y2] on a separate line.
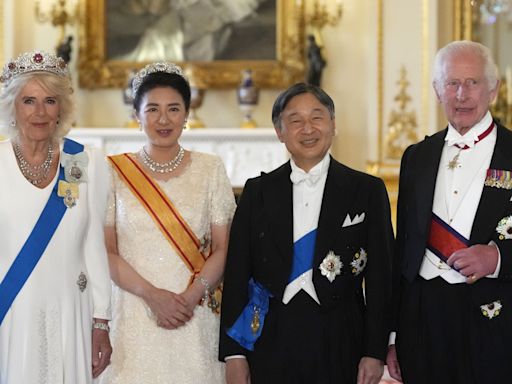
[198, 276, 211, 301]
[92, 322, 110, 332]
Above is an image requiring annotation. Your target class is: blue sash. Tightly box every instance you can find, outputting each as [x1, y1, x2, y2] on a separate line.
[226, 278, 272, 351]
[0, 139, 84, 325]
[288, 229, 317, 282]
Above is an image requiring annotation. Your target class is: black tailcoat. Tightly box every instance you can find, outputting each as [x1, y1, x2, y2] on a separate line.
[220, 157, 394, 383]
[394, 123, 512, 383]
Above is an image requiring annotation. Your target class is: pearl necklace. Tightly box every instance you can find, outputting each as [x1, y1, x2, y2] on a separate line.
[13, 140, 54, 185]
[139, 145, 185, 173]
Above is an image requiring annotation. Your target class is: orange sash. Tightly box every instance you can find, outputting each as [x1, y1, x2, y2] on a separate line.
[108, 153, 206, 284]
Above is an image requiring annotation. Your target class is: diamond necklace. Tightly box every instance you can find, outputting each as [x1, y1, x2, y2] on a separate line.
[13, 140, 54, 185]
[139, 145, 185, 173]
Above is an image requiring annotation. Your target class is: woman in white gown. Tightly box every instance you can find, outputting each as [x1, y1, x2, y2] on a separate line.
[99, 62, 236, 383]
[0, 50, 112, 384]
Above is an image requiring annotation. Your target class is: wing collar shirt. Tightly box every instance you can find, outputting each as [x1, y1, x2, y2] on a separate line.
[419, 111, 501, 283]
[282, 153, 330, 305]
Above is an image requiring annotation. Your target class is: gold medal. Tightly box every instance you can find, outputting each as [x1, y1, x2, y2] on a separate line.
[447, 151, 461, 170]
[251, 305, 260, 334]
[58, 180, 79, 208]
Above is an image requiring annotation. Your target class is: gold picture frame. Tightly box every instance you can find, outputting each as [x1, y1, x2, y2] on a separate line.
[77, 0, 306, 89]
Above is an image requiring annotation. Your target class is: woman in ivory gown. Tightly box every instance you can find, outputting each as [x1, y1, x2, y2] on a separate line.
[98, 62, 236, 383]
[0, 50, 112, 384]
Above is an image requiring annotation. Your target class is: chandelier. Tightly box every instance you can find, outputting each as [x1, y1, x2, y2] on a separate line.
[475, 0, 512, 24]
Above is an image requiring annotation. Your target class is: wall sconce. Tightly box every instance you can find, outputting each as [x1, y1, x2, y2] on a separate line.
[299, 0, 343, 46]
[35, 0, 79, 47]
[297, 0, 342, 86]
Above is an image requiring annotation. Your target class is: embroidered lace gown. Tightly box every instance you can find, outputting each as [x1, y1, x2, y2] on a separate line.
[99, 152, 236, 384]
[0, 140, 112, 384]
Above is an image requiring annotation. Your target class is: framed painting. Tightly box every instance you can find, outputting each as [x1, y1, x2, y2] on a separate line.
[78, 0, 306, 89]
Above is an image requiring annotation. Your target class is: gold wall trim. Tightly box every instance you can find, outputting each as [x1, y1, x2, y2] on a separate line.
[377, 0, 383, 163]
[0, 0, 3, 65]
[421, 0, 429, 137]
[453, 0, 472, 40]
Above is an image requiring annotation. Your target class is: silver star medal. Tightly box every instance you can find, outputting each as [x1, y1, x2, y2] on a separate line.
[350, 248, 368, 275]
[319, 251, 343, 282]
[480, 300, 502, 320]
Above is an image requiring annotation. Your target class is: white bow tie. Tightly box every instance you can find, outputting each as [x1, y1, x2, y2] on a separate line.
[446, 136, 477, 149]
[290, 168, 322, 186]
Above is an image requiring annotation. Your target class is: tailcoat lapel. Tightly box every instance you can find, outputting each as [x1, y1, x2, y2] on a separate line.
[471, 124, 512, 244]
[314, 159, 356, 266]
[414, 131, 446, 236]
[261, 162, 294, 266]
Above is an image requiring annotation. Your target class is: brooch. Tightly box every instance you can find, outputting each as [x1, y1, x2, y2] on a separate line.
[480, 300, 502, 320]
[350, 248, 368, 275]
[496, 216, 512, 240]
[319, 251, 343, 283]
[57, 181, 78, 208]
[77, 272, 87, 292]
[484, 169, 512, 190]
[58, 152, 88, 208]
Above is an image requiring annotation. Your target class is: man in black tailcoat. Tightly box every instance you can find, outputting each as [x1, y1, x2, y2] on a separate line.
[387, 40, 512, 384]
[220, 83, 394, 384]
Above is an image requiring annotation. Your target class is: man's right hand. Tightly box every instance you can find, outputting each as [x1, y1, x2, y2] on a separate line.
[226, 358, 251, 384]
[386, 345, 403, 382]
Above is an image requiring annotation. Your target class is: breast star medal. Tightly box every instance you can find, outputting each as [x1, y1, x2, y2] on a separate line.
[447, 150, 462, 170]
[480, 300, 502, 320]
[319, 251, 343, 282]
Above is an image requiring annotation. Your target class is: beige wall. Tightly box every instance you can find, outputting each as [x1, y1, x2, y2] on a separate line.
[3, 0, 454, 172]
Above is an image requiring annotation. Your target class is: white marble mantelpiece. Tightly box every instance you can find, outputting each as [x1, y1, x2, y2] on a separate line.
[68, 128, 288, 188]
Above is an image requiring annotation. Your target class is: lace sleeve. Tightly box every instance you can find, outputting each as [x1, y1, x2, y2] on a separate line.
[209, 156, 236, 226]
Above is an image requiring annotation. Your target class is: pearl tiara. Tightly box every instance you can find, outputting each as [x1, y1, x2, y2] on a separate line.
[0, 50, 69, 85]
[131, 62, 188, 97]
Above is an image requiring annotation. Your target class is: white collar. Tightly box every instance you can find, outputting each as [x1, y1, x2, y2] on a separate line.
[445, 111, 494, 148]
[289, 153, 330, 186]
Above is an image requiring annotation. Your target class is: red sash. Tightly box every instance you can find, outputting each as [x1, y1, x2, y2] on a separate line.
[427, 213, 469, 262]
[108, 153, 206, 283]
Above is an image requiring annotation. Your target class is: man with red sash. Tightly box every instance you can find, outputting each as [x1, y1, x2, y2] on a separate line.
[387, 40, 512, 384]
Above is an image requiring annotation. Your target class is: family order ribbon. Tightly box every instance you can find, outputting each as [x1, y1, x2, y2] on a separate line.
[227, 278, 272, 351]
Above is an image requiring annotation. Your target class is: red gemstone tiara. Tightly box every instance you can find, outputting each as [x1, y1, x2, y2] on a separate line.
[0, 50, 69, 85]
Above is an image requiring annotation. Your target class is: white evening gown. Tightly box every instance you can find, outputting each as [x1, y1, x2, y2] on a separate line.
[0, 139, 111, 384]
[99, 152, 236, 384]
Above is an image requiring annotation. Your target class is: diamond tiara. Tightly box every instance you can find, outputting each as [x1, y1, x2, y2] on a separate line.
[0, 50, 69, 85]
[131, 62, 188, 97]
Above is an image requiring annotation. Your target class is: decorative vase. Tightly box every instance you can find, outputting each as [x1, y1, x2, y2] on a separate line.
[187, 86, 205, 129]
[185, 66, 206, 128]
[237, 69, 259, 128]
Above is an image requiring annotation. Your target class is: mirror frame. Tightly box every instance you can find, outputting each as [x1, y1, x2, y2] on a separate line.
[77, 0, 306, 89]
